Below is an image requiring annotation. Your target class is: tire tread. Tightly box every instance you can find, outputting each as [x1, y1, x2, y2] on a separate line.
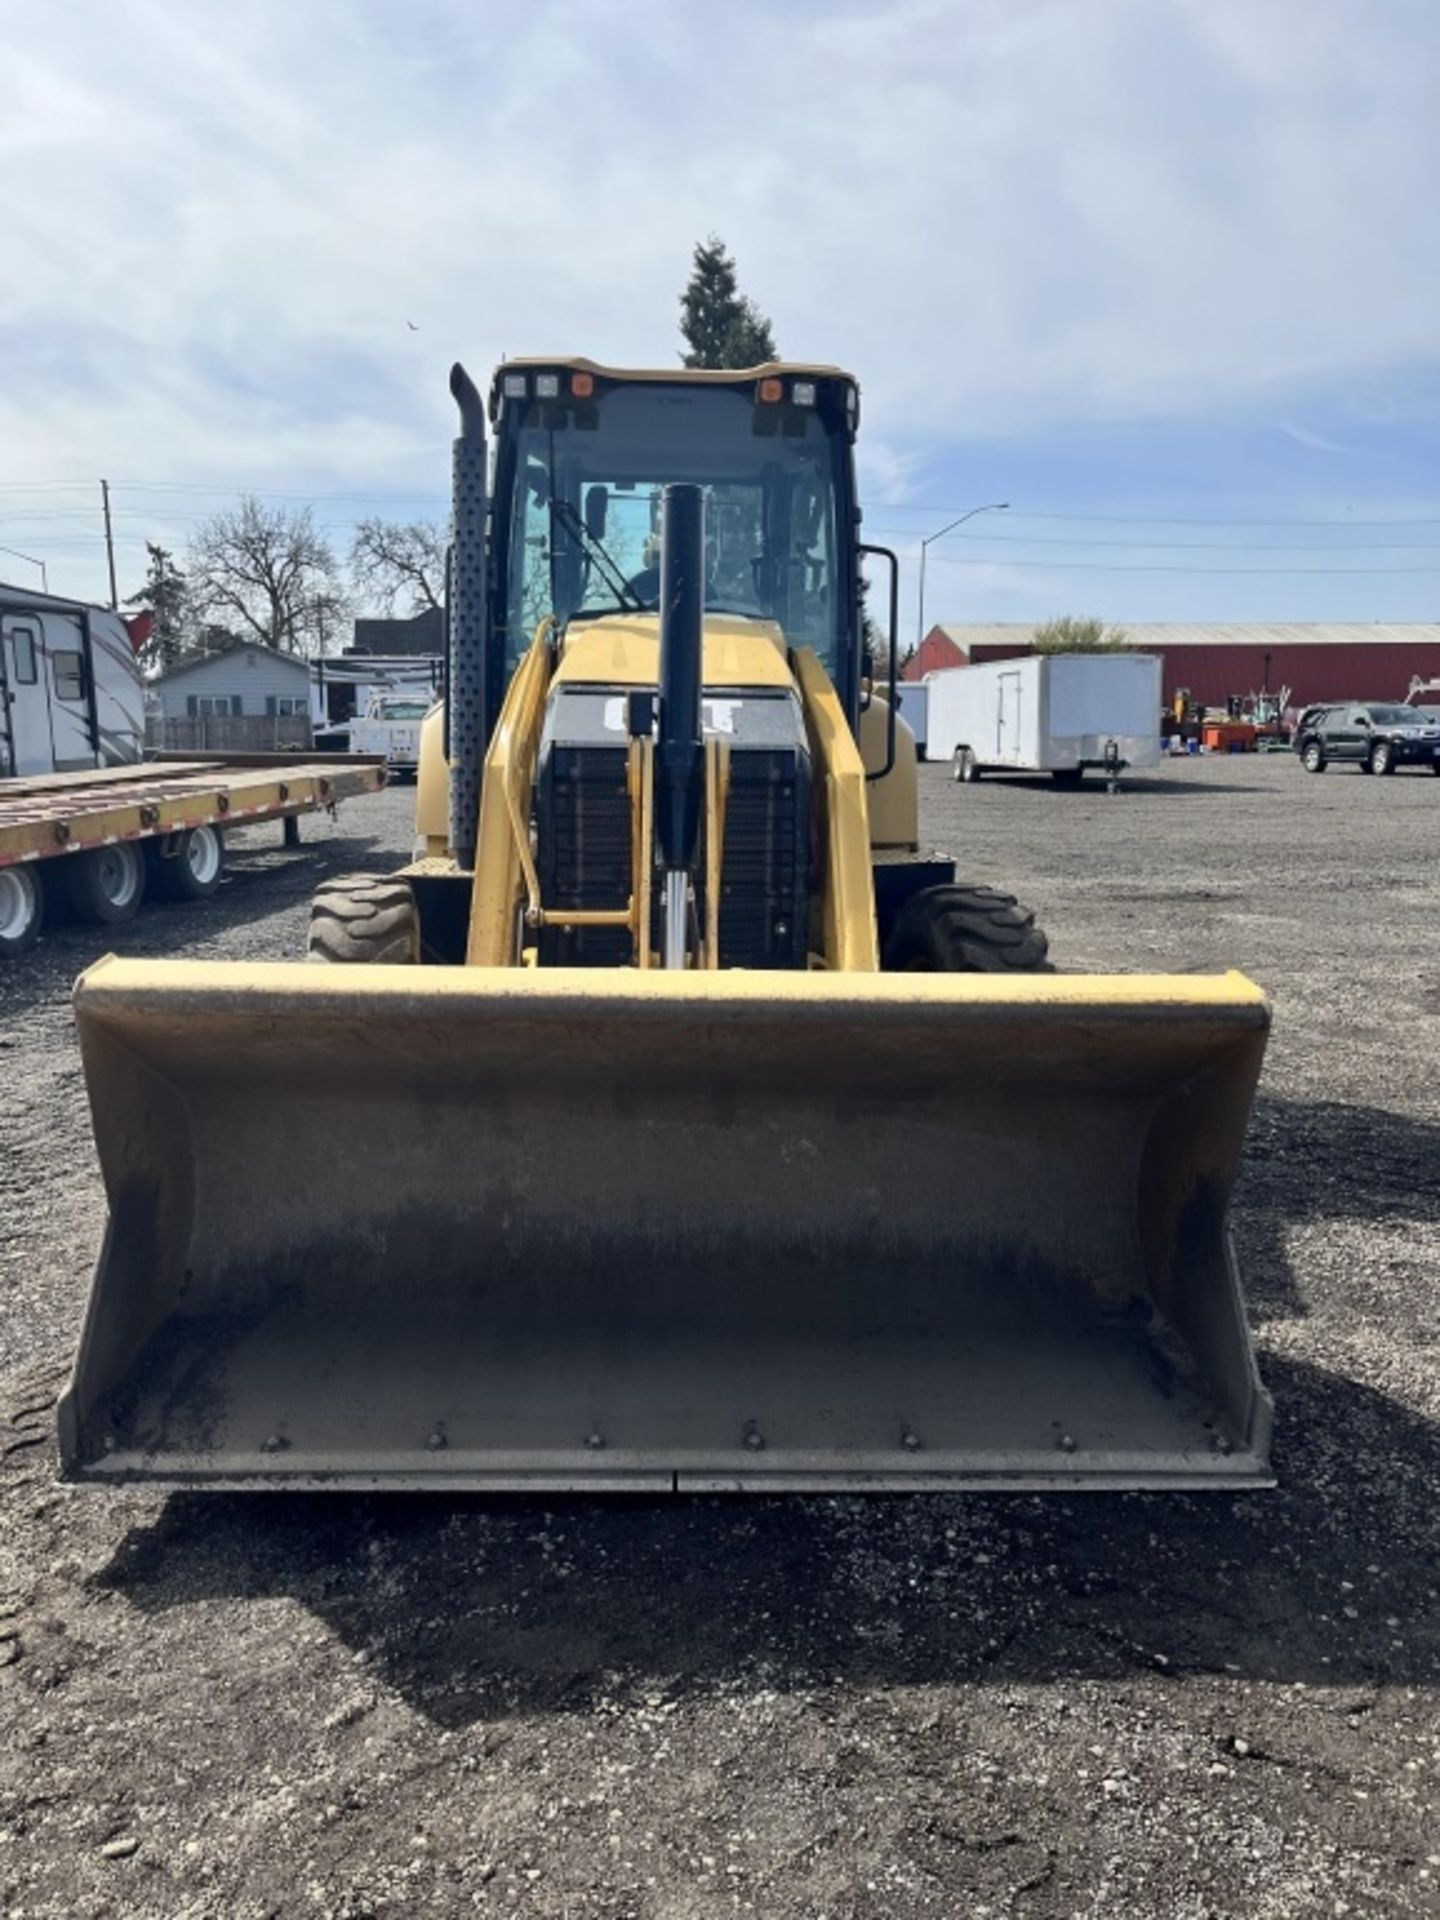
[883, 883, 1052, 973]
[307, 875, 418, 964]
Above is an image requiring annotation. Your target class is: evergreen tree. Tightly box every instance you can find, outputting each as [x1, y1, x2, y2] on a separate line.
[125, 543, 192, 671]
[680, 236, 778, 369]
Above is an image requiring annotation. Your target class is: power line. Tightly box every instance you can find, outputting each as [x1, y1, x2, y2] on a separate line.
[865, 527, 1440, 553]
[866, 505, 1440, 527]
[929, 554, 1440, 576]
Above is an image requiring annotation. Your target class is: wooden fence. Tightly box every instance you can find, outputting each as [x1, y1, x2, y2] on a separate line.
[145, 715, 313, 753]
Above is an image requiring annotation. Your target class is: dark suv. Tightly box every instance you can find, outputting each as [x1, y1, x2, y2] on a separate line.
[1293, 703, 1440, 776]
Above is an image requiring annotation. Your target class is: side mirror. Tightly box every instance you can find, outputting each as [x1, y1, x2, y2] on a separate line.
[584, 486, 609, 541]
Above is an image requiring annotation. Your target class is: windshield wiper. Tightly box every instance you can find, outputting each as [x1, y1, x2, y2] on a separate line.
[550, 498, 645, 614]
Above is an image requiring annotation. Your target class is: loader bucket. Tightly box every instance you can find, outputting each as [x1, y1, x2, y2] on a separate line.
[59, 959, 1273, 1492]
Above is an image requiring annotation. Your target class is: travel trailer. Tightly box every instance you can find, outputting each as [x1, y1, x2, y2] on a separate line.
[0, 584, 143, 777]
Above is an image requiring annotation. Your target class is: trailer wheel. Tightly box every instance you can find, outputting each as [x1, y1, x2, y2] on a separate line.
[307, 874, 419, 964]
[883, 883, 1051, 974]
[150, 825, 226, 902]
[953, 747, 981, 783]
[61, 843, 146, 926]
[1051, 768, 1085, 787]
[0, 865, 43, 958]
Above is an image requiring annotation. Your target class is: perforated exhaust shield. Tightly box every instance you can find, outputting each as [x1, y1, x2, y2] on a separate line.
[59, 960, 1272, 1491]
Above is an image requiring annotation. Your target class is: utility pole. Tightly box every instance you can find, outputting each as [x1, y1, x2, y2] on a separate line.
[916, 502, 1010, 654]
[100, 479, 118, 609]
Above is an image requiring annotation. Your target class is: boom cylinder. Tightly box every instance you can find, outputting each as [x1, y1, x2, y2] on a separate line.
[656, 484, 705, 968]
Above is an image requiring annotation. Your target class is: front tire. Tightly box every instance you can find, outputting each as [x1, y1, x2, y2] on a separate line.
[883, 884, 1051, 973]
[307, 874, 418, 964]
[0, 865, 43, 957]
[60, 843, 145, 925]
[1369, 741, 1395, 775]
[1301, 740, 1325, 773]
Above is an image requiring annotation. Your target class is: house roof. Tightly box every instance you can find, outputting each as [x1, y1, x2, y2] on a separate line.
[933, 622, 1440, 650]
[153, 640, 311, 683]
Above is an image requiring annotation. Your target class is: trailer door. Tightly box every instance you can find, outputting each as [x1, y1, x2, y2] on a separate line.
[1, 615, 55, 776]
[997, 670, 1022, 764]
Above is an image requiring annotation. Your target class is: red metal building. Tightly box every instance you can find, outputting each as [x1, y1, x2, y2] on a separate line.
[907, 624, 1440, 710]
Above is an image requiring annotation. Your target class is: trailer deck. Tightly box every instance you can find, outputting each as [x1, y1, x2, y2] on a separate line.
[0, 753, 385, 869]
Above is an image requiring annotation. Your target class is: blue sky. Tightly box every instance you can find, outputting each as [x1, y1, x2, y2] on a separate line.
[1, 0, 1437, 631]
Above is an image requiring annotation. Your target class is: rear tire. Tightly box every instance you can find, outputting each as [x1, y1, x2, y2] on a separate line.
[60, 843, 145, 925]
[307, 874, 418, 964]
[883, 883, 1051, 973]
[149, 825, 225, 902]
[0, 865, 43, 957]
[1301, 740, 1325, 773]
[953, 747, 981, 783]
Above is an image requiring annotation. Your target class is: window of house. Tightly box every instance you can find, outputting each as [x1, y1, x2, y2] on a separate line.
[51, 650, 87, 702]
[266, 696, 309, 716]
[187, 694, 242, 717]
[10, 627, 38, 684]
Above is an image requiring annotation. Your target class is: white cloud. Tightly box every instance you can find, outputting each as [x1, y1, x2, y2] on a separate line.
[0, 0, 1436, 603]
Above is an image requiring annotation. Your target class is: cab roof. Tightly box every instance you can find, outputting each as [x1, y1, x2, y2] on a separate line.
[490, 355, 855, 407]
[495, 359, 856, 384]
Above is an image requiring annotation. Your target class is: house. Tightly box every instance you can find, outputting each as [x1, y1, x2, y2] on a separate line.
[150, 640, 312, 721]
[906, 623, 1440, 710]
[148, 640, 313, 750]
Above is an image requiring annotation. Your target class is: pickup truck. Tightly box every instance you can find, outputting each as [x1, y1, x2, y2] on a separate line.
[345, 692, 433, 779]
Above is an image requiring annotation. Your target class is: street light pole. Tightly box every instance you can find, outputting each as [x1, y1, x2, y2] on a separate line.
[916, 501, 1009, 654]
[0, 544, 48, 593]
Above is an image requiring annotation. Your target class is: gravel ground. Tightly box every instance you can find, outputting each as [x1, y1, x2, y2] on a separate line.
[1, 754, 1437, 1920]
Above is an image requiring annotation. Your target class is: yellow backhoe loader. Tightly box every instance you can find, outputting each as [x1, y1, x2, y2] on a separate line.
[59, 359, 1273, 1491]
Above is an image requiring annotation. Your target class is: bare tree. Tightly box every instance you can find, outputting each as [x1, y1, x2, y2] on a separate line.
[187, 495, 345, 656]
[350, 517, 445, 616]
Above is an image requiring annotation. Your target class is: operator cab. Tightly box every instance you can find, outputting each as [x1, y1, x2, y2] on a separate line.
[486, 361, 864, 727]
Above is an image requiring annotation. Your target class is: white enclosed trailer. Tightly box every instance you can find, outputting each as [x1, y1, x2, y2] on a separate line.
[928, 652, 1163, 786]
[0, 585, 143, 778]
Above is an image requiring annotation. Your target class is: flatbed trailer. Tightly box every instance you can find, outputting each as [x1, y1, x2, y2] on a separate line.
[0, 752, 386, 957]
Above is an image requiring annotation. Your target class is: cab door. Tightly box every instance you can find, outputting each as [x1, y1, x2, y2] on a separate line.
[0, 615, 55, 776]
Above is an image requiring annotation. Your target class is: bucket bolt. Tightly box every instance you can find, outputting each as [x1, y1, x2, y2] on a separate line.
[742, 1422, 765, 1452]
